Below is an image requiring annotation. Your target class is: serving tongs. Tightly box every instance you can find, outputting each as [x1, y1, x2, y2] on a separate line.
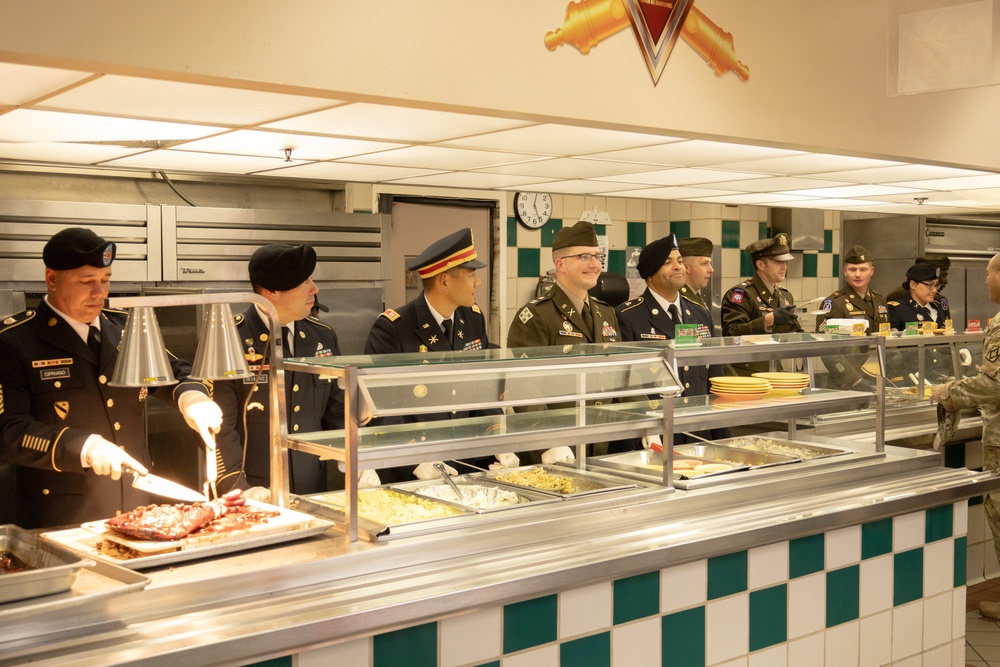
[199, 426, 219, 500]
[433, 462, 468, 502]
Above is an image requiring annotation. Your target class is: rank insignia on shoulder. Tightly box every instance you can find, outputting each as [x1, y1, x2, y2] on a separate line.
[888, 301, 899, 307]
[472, 304, 482, 314]
[822, 299, 832, 312]
[419, 344, 428, 352]
[987, 346, 999, 362]
[381, 309, 401, 322]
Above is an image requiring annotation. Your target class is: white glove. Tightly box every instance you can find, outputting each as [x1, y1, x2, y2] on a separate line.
[489, 452, 520, 471]
[358, 469, 382, 488]
[413, 461, 457, 480]
[242, 486, 272, 503]
[640, 436, 663, 451]
[179, 392, 223, 434]
[83, 436, 146, 480]
[541, 446, 575, 465]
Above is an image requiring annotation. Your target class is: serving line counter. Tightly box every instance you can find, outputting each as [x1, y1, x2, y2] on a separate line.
[3, 337, 993, 665]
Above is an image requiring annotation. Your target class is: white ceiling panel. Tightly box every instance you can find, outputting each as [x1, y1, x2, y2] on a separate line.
[713, 176, 853, 193]
[476, 157, 655, 179]
[888, 174, 1000, 191]
[0, 63, 94, 105]
[0, 109, 224, 143]
[686, 192, 821, 205]
[178, 129, 404, 161]
[598, 167, 769, 186]
[104, 149, 304, 174]
[386, 171, 554, 189]
[600, 186, 743, 200]
[257, 161, 445, 182]
[264, 103, 533, 142]
[0, 141, 143, 164]
[777, 184, 924, 198]
[341, 145, 543, 170]
[589, 140, 805, 167]
[815, 164, 991, 183]
[439, 123, 678, 156]
[710, 154, 904, 176]
[532, 179, 659, 195]
[42, 75, 342, 126]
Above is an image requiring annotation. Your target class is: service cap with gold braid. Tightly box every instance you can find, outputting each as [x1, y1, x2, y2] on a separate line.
[746, 234, 794, 262]
[407, 227, 486, 279]
[552, 220, 599, 250]
[843, 245, 873, 265]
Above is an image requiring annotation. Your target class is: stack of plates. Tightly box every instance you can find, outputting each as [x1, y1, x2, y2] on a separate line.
[751, 372, 809, 396]
[709, 376, 771, 401]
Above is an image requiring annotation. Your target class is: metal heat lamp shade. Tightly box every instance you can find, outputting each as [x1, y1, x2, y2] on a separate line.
[108, 306, 178, 387]
[189, 303, 251, 381]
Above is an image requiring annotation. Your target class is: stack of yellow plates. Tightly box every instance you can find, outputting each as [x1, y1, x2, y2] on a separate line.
[752, 372, 809, 396]
[709, 376, 771, 401]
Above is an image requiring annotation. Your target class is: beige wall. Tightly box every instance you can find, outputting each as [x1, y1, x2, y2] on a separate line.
[1, 0, 999, 170]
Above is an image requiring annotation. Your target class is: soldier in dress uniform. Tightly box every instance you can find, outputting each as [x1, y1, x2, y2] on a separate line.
[507, 220, 621, 464]
[721, 234, 802, 375]
[678, 237, 715, 310]
[0, 227, 222, 528]
[213, 243, 351, 495]
[886, 255, 952, 326]
[888, 262, 949, 331]
[615, 234, 726, 447]
[815, 245, 890, 388]
[931, 252, 1000, 619]
[365, 228, 512, 480]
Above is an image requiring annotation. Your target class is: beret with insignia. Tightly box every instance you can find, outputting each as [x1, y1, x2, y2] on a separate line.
[249, 243, 317, 291]
[636, 234, 680, 279]
[905, 262, 940, 284]
[43, 227, 116, 270]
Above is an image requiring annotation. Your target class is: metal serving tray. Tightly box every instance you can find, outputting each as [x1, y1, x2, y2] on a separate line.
[391, 477, 560, 513]
[586, 450, 749, 480]
[0, 524, 94, 604]
[475, 465, 637, 498]
[715, 436, 852, 460]
[305, 487, 474, 530]
[674, 444, 798, 468]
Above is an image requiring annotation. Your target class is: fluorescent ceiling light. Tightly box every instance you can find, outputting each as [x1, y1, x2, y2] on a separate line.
[341, 145, 544, 170]
[0, 109, 224, 143]
[257, 161, 445, 182]
[590, 140, 805, 166]
[179, 129, 405, 160]
[0, 63, 93, 105]
[104, 149, 303, 174]
[440, 123, 679, 156]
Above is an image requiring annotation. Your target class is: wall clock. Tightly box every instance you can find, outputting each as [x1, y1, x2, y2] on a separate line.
[514, 192, 553, 229]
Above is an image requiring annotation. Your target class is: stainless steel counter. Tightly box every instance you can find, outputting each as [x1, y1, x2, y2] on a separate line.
[1, 444, 994, 667]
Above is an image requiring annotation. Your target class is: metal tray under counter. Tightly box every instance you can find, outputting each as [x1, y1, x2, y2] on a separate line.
[0, 524, 95, 604]
[584, 450, 749, 481]
[475, 465, 637, 498]
[714, 436, 853, 460]
[391, 477, 560, 513]
[674, 444, 798, 469]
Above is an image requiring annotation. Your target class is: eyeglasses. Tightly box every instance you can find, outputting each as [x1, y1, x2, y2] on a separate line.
[918, 281, 939, 290]
[561, 253, 606, 263]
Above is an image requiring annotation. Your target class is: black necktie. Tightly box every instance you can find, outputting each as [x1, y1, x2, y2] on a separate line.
[441, 318, 453, 347]
[668, 304, 681, 325]
[582, 303, 594, 333]
[87, 325, 101, 358]
[281, 326, 292, 356]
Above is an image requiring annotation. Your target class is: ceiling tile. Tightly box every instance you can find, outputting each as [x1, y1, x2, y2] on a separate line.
[0, 109, 224, 143]
[598, 186, 742, 199]
[177, 129, 404, 161]
[476, 157, 654, 179]
[41, 75, 342, 126]
[439, 123, 678, 156]
[256, 161, 445, 182]
[103, 149, 303, 174]
[713, 176, 852, 193]
[887, 174, 1000, 191]
[686, 192, 821, 205]
[777, 184, 924, 198]
[709, 154, 904, 175]
[588, 140, 805, 167]
[530, 179, 659, 195]
[386, 172, 555, 189]
[341, 145, 543, 170]
[814, 164, 991, 183]
[264, 103, 533, 142]
[0, 63, 94, 105]
[0, 141, 143, 164]
[598, 167, 769, 186]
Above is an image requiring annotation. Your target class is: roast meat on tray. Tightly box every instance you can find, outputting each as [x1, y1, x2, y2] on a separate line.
[107, 503, 222, 541]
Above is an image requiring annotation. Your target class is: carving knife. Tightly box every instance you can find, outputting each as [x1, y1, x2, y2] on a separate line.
[123, 464, 208, 503]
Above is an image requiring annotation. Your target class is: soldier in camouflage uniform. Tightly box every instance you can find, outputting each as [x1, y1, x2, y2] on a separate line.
[931, 252, 1000, 619]
[721, 235, 802, 375]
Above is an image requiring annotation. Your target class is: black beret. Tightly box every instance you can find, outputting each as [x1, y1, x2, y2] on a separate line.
[43, 227, 116, 270]
[843, 245, 873, 264]
[552, 220, 599, 250]
[637, 234, 680, 280]
[249, 243, 317, 291]
[917, 254, 950, 270]
[906, 262, 940, 284]
[746, 234, 794, 261]
[407, 228, 486, 278]
[678, 237, 713, 258]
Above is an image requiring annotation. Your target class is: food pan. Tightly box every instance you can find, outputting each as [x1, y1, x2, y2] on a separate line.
[587, 450, 749, 480]
[308, 487, 474, 527]
[674, 444, 798, 468]
[391, 477, 560, 513]
[476, 465, 636, 498]
[715, 436, 852, 460]
[0, 524, 94, 604]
